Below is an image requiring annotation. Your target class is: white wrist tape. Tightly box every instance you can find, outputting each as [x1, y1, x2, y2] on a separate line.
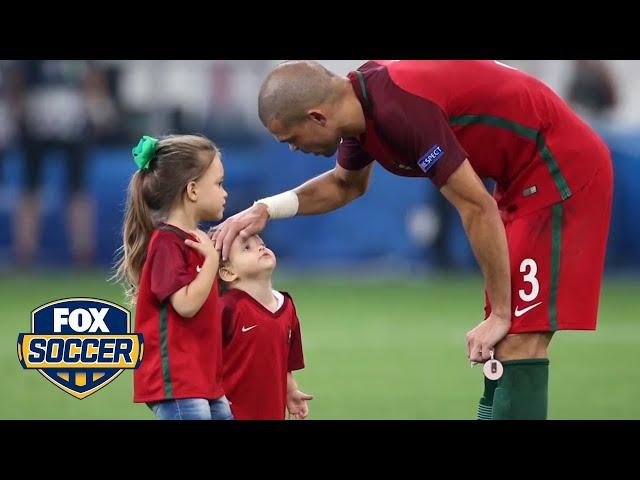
[255, 191, 299, 219]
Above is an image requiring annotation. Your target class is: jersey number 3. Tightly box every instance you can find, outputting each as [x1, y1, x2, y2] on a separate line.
[519, 258, 539, 302]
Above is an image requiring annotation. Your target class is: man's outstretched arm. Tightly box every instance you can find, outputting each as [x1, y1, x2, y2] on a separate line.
[214, 162, 374, 260]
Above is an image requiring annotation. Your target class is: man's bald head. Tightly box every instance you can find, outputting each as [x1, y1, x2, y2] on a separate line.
[258, 60, 339, 127]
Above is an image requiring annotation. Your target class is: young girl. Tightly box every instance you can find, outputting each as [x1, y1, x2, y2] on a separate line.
[216, 231, 313, 420]
[114, 134, 232, 420]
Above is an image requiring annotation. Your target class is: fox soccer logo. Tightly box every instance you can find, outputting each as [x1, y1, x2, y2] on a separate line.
[17, 298, 143, 399]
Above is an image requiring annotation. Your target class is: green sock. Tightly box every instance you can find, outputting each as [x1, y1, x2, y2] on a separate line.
[477, 376, 498, 420]
[492, 359, 549, 420]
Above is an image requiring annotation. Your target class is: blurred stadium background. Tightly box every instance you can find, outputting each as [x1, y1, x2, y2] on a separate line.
[1, 60, 638, 419]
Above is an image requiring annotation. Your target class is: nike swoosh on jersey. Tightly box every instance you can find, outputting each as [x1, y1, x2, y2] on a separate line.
[514, 301, 543, 318]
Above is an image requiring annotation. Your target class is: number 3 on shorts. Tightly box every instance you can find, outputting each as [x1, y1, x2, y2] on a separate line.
[519, 258, 539, 302]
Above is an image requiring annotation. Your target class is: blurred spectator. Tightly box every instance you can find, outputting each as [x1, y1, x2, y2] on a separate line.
[83, 63, 123, 145]
[567, 60, 618, 120]
[17, 60, 91, 267]
[203, 62, 261, 146]
[0, 62, 23, 184]
[0, 61, 125, 268]
[1, 61, 118, 268]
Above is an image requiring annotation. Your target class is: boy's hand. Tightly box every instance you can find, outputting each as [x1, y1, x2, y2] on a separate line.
[286, 389, 314, 420]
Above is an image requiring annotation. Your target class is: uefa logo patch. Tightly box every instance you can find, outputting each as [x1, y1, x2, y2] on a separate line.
[17, 298, 144, 399]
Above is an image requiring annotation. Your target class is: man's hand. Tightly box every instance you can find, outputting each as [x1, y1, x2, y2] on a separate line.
[466, 312, 511, 363]
[213, 203, 270, 261]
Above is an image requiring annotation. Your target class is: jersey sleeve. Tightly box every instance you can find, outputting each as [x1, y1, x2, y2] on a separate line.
[376, 80, 469, 187]
[149, 234, 197, 304]
[287, 300, 305, 372]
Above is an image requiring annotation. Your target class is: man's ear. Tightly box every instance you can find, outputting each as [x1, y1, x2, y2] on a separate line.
[308, 109, 327, 127]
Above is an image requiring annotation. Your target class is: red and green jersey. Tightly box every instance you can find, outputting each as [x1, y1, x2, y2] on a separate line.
[220, 289, 305, 420]
[339, 60, 610, 219]
[133, 223, 224, 403]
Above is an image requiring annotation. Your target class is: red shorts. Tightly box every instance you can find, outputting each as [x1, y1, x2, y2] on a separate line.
[485, 161, 613, 334]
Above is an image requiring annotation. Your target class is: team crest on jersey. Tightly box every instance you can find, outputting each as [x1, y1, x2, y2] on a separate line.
[418, 144, 445, 173]
[17, 298, 144, 399]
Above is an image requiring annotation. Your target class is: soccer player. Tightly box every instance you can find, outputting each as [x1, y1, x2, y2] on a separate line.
[213, 60, 613, 420]
[217, 232, 312, 420]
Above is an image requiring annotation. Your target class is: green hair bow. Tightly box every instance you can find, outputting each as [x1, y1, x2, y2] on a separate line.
[132, 135, 159, 171]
